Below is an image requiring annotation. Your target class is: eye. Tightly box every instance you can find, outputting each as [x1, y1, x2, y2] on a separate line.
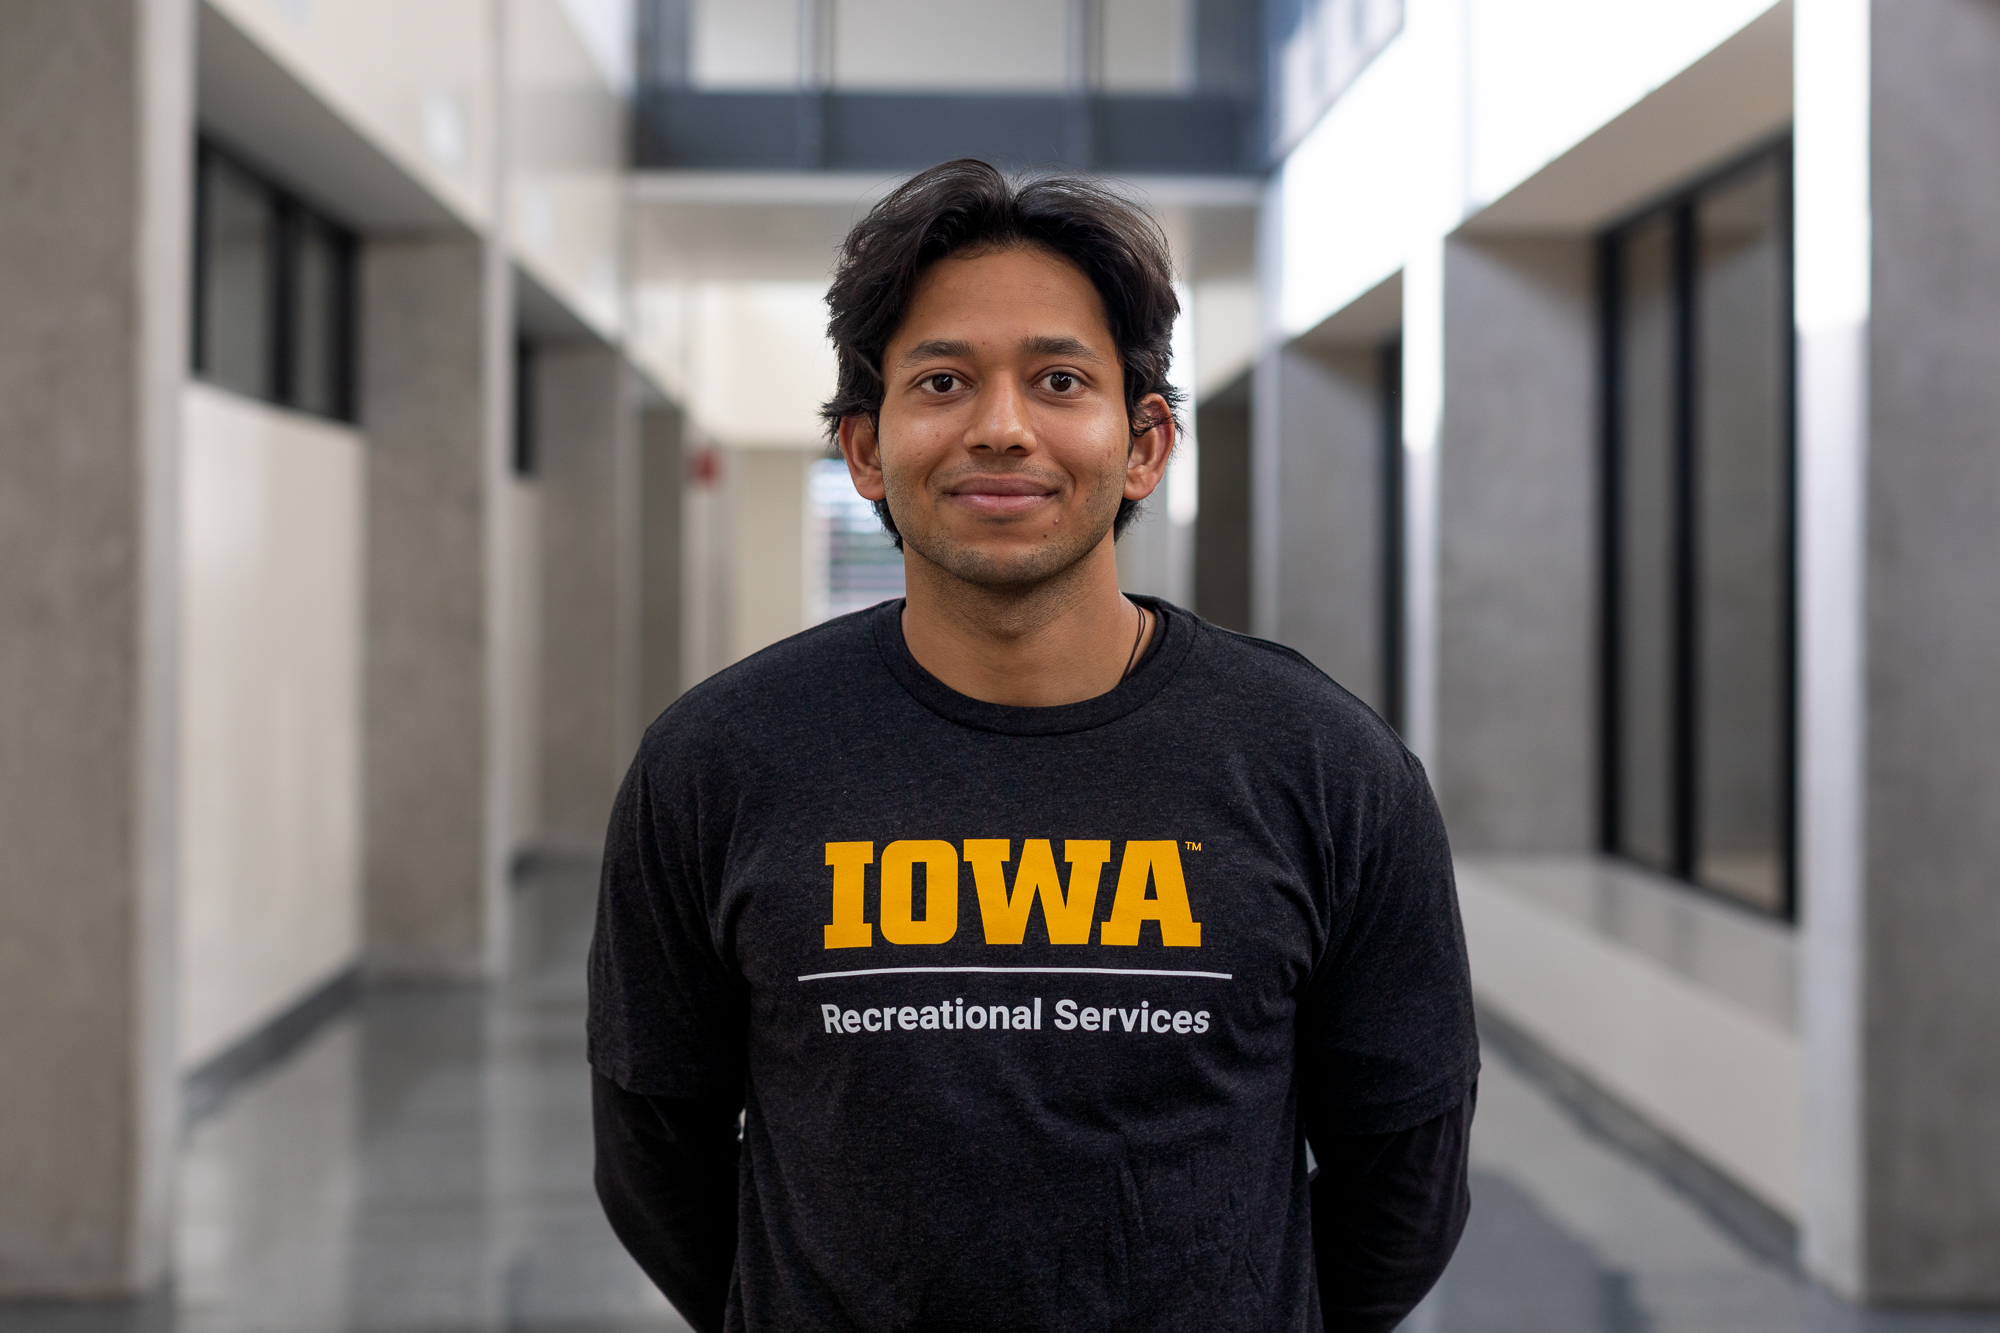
[1044, 371, 1079, 394]
[921, 373, 959, 394]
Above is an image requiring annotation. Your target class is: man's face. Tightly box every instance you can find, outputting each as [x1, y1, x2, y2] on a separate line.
[839, 244, 1171, 591]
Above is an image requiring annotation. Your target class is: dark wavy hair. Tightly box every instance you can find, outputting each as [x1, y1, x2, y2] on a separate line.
[819, 159, 1184, 547]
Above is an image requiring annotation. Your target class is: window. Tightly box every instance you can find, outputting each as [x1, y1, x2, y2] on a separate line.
[193, 142, 357, 421]
[807, 458, 904, 622]
[1599, 144, 1795, 918]
[1268, 0, 1403, 156]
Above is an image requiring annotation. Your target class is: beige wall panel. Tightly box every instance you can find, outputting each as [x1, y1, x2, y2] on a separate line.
[729, 449, 814, 664]
[176, 385, 363, 1070]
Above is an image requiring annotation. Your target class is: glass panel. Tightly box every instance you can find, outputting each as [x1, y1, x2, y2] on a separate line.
[833, 0, 1069, 92]
[290, 214, 346, 419]
[1615, 215, 1678, 874]
[1692, 161, 1788, 912]
[199, 155, 273, 399]
[1101, 0, 1194, 93]
[808, 459, 905, 622]
[689, 0, 799, 89]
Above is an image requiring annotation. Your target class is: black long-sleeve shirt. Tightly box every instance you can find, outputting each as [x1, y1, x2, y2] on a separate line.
[588, 599, 1480, 1332]
[594, 1070, 1473, 1333]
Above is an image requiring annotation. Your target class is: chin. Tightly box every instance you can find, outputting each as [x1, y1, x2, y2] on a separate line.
[908, 528, 1104, 592]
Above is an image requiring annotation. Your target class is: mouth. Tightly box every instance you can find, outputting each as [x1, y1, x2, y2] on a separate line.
[944, 474, 1059, 518]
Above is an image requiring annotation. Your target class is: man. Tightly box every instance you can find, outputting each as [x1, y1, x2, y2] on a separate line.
[590, 159, 1478, 1333]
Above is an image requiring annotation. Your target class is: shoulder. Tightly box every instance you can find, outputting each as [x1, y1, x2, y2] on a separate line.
[1176, 613, 1422, 793]
[635, 605, 886, 767]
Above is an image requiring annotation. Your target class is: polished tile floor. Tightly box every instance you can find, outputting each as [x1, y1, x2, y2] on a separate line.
[4, 858, 1996, 1333]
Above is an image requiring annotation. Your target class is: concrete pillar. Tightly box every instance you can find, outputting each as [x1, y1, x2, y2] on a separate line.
[1274, 344, 1388, 714]
[1799, 0, 2000, 1303]
[1193, 379, 1252, 632]
[1432, 237, 1597, 854]
[0, 0, 191, 1295]
[638, 404, 685, 725]
[360, 236, 513, 978]
[536, 341, 641, 851]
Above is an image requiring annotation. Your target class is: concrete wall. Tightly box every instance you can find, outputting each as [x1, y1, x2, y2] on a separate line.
[176, 384, 363, 1070]
[537, 341, 639, 850]
[639, 405, 686, 724]
[1840, 0, 2000, 1301]
[1434, 237, 1597, 854]
[0, 0, 192, 1295]
[1272, 345, 1387, 714]
[360, 236, 511, 979]
[1193, 378, 1252, 632]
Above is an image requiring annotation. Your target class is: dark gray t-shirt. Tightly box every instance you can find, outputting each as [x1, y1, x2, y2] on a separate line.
[588, 597, 1477, 1333]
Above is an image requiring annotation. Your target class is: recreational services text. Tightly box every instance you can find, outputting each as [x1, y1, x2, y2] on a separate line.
[819, 998, 1212, 1036]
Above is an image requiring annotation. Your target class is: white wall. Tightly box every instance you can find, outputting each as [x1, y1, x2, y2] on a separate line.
[177, 383, 364, 1070]
[203, 0, 627, 339]
[204, 0, 500, 228]
[1459, 859, 1801, 1214]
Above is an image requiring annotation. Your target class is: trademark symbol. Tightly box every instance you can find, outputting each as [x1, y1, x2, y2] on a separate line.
[1185, 841, 1201, 851]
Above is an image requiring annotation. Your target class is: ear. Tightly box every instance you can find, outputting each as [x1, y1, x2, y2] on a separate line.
[837, 414, 887, 502]
[1122, 394, 1175, 503]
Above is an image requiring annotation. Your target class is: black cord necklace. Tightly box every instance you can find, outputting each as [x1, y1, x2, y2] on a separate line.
[1120, 599, 1149, 682]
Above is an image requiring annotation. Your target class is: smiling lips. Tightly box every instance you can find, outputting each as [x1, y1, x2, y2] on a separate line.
[946, 474, 1058, 517]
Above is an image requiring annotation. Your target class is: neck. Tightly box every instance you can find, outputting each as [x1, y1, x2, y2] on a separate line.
[899, 535, 1152, 706]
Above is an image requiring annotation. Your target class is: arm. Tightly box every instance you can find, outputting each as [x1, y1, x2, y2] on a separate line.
[1305, 1082, 1475, 1332]
[1295, 763, 1480, 1329]
[588, 738, 751, 1333]
[593, 1070, 741, 1333]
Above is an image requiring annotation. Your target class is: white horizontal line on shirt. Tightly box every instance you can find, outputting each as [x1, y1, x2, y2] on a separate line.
[796, 965, 1234, 982]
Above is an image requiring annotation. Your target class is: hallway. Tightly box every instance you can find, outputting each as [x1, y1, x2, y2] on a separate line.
[5, 860, 1992, 1333]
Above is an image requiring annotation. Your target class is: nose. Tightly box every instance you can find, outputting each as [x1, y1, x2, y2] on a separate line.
[962, 377, 1035, 455]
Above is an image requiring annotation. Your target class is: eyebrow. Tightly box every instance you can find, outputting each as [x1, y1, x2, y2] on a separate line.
[1020, 334, 1101, 362]
[897, 338, 974, 368]
[895, 334, 1103, 368]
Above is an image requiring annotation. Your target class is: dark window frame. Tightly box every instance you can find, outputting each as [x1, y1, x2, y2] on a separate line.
[191, 138, 359, 423]
[513, 338, 537, 477]
[1596, 137, 1798, 922]
[1378, 337, 1404, 736]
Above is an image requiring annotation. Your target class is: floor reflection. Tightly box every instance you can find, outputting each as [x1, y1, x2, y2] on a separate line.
[1408, 1034, 2000, 1333]
[4, 858, 1997, 1333]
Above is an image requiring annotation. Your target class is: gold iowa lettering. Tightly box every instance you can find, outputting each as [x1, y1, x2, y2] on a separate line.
[821, 840, 1202, 949]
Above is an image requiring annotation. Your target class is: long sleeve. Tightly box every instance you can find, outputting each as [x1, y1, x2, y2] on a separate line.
[1306, 1081, 1476, 1332]
[593, 1069, 742, 1333]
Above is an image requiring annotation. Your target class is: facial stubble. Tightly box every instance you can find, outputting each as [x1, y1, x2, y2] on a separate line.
[886, 453, 1129, 593]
